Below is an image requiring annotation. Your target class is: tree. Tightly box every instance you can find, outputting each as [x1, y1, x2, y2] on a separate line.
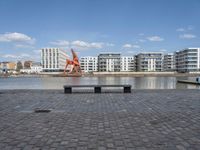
[16, 61, 23, 72]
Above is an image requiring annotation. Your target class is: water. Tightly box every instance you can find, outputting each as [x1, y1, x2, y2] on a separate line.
[0, 76, 200, 89]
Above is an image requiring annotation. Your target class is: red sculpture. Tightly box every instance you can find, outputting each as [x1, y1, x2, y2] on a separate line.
[64, 49, 82, 75]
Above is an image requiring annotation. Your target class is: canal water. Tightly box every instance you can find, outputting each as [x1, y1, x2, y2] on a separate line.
[0, 76, 199, 89]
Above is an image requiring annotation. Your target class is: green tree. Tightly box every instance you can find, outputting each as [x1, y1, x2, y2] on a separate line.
[16, 61, 23, 72]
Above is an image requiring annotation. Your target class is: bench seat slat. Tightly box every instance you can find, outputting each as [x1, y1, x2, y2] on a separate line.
[64, 84, 131, 93]
[64, 84, 131, 87]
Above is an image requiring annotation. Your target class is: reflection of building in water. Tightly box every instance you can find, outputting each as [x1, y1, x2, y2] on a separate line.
[80, 57, 98, 73]
[98, 53, 121, 72]
[135, 52, 163, 72]
[121, 57, 135, 71]
[41, 48, 68, 72]
[163, 53, 175, 71]
[175, 48, 200, 73]
[134, 77, 176, 89]
[144, 77, 157, 89]
[163, 77, 176, 89]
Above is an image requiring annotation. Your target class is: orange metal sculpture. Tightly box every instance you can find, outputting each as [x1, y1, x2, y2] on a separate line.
[64, 49, 82, 75]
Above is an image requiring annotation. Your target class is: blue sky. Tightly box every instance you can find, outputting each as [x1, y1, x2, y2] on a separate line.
[0, 0, 200, 61]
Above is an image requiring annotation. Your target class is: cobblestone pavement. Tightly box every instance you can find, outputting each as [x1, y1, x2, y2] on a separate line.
[0, 89, 200, 150]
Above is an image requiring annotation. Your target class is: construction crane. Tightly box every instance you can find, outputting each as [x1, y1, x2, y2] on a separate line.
[64, 49, 82, 75]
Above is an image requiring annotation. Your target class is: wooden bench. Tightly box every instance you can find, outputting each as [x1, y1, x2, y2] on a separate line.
[64, 84, 132, 93]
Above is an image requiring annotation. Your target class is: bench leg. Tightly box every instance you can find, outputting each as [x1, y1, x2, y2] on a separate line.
[64, 87, 72, 94]
[124, 87, 131, 93]
[94, 87, 101, 93]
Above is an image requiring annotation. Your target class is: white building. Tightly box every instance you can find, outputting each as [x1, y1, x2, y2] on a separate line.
[175, 48, 200, 72]
[41, 48, 68, 72]
[121, 56, 135, 71]
[30, 62, 43, 73]
[80, 57, 98, 73]
[20, 62, 42, 74]
[163, 53, 174, 71]
[135, 52, 163, 72]
[98, 53, 121, 72]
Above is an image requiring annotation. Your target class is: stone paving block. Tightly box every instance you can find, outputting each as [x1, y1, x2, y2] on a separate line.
[0, 89, 199, 149]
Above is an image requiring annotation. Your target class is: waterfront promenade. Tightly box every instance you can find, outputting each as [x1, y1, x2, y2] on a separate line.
[0, 89, 199, 150]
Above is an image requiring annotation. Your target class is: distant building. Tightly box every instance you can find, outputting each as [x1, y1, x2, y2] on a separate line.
[20, 62, 42, 74]
[175, 48, 200, 72]
[0, 62, 16, 73]
[135, 52, 163, 72]
[24, 61, 33, 69]
[121, 56, 135, 71]
[98, 53, 121, 72]
[30, 62, 42, 73]
[163, 53, 174, 71]
[80, 57, 98, 72]
[41, 48, 68, 72]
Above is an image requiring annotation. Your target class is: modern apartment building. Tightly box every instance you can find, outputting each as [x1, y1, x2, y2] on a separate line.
[41, 48, 68, 72]
[135, 52, 163, 71]
[80, 57, 98, 72]
[163, 53, 174, 71]
[175, 48, 200, 72]
[98, 53, 121, 72]
[121, 56, 135, 71]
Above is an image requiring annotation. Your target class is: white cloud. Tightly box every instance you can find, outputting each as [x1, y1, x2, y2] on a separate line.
[15, 44, 34, 49]
[176, 28, 185, 32]
[132, 45, 140, 48]
[71, 40, 89, 48]
[71, 40, 103, 49]
[105, 43, 115, 47]
[90, 42, 103, 48]
[1, 52, 41, 61]
[123, 44, 132, 48]
[2, 54, 18, 59]
[160, 49, 167, 52]
[20, 53, 30, 57]
[50, 40, 70, 47]
[2, 53, 31, 59]
[147, 36, 164, 42]
[176, 26, 194, 32]
[0, 32, 35, 44]
[179, 34, 196, 39]
[123, 44, 140, 48]
[49, 40, 114, 49]
[139, 39, 146, 42]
